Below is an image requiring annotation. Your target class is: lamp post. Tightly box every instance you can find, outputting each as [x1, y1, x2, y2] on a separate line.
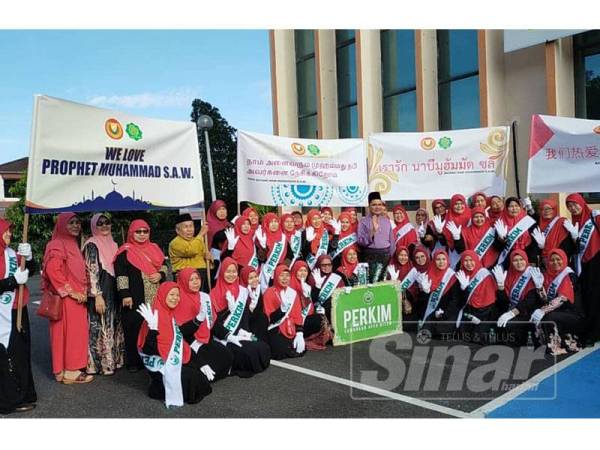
[197, 114, 216, 202]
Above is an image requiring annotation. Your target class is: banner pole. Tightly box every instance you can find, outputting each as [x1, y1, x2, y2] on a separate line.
[201, 209, 212, 291]
[16, 213, 29, 332]
[511, 120, 521, 198]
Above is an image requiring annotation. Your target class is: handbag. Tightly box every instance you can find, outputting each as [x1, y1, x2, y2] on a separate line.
[37, 291, 63, 321]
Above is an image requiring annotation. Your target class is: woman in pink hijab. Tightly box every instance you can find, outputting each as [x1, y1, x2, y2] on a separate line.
[82, 213, 124, 376]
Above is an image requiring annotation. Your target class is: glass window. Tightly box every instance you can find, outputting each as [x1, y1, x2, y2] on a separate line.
[3, 178, 18, 198]
[295, 30, 318, 138]
[299, 114, 318, 139]
[296, 57, 317, 117]
[574, 30, 600, 201]
[295, 30, 315, 59]
[381, 30, 417, 132]
[437, 29, 480, 130]
[336, 30, 358, 138]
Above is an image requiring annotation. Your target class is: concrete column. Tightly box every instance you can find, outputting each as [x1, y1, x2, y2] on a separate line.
[479, 30, 507, 127]
[356, 30, 383, 137]
[315, 30, 338, 139]
[269, 30, 299, 138]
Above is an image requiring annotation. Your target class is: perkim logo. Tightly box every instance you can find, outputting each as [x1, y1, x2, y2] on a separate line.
[362, 291, 375, 305]
[307, 144, 320, 156]
[126, 123, 143, 141]
[438, 136, 453, 149]
[420, 137, 436, 151]
[105, 118, 123, 140]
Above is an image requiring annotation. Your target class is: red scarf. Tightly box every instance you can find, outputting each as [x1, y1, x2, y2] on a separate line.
[462, 207, 499, 267]
[538, 198, 569, 262]
[442, 194, 471, 249]
[137, 281, 191, 364]
[207, 200, 231, 248]
[306, 209, 326, 255]
[242, 207, 260, 238]
[114, 220, 164, 275]
[342, 207, 358, 233]
[543, 248, 574, 303]
[209, 256, 240, 313]
[231, 218, 255, 267]
[289, 260, 308, 295]
[263, 264, 303, 338]
[412, 245, 431, 273]
[262, 213, 284, 250]
[392, 205, 418, 247]
[432, 199, 448, 222]
[174, 268, 216, 344]
[426, 250, 456, 293]
[566, 193, 600, 263]
[459, 250, 496, 309]
[280, 213, 297, 240]
[337, 212, 355, 240]
[470, 191, 489, 209]
[501, 200, 532, 250]
[0, 219, 30, 307]
[321, 207, 335, 235]
[42, 212, 87, 292]
[504, 249, 535, 302]
[488, 195, 504, 222]
[337, 247, 359, 279]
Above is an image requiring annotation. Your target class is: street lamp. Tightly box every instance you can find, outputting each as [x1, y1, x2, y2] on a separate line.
[197, 114, 216, 202]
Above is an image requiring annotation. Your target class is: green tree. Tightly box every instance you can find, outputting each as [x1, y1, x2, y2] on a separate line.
[191, 99, 238, 217]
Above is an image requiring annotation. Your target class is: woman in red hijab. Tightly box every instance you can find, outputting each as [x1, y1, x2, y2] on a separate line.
[137, 282, 212, 407]
[290, 261, 332, 350]
[342, 207, 359, 233]
[438, 194, 471, 268]
[565, 193, 600, 345]
[302, 209, 339, 271]
[454, 250, 498, 341]
[488, 195, 504, 223]
[470, 192, 489, 210]
[239, 266, 269, 343]
[336, 247, 360, 287]
[255, 213, 287, 291]
[417, 249, 460, 337]
[386, 244, 421, 331]
[174, 268, 233, 381]
[330, 212, 358, 270]
[263, 264, 306, 359]
[0, 218, 37, 413]
[41, 213, 93, 384]
[391, 205, 419, 253]
[242, 206, 260, 238]
[533, 248, 584, 354]
[114, 219, 167, 372]
[531, 198, 576, 269]
[280, 213, 303, 267]
[454, 207, 501, 269]
[494, 197, 538, 269]
[222, 217, 259, 270]
[210, 257, 270, 376]
[423, 199, 448, 251]
[494, 249, 544, 346]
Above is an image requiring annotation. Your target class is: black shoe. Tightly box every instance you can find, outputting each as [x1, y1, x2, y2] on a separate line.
[14, 403, 36, 413]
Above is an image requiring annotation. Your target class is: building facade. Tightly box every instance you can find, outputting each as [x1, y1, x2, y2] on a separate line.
[0, 157, 27, 217]
[269, 29, 600, 213]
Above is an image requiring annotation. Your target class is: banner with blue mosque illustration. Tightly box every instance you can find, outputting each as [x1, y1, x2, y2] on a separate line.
[25, 95, 204, 214]
[237, 130, 368, 207]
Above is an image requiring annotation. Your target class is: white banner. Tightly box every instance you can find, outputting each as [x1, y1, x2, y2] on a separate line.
[527, 114, 600, 194]
[26, 95, 204, 213]
[237, 130, 368, 207]
[368, 127, 510, 200]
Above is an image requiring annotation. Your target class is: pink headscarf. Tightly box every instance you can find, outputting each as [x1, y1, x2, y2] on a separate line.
[207, 200, 230, 248]
[83, 213, 118, 277]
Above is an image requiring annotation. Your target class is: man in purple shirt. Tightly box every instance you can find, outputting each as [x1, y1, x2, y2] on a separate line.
[357, 191, 395, 282]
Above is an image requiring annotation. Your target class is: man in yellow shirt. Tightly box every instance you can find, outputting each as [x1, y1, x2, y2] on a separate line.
[168, 213, 213, 291]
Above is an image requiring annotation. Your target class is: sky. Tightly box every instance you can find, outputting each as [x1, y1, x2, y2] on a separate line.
[0, 30, 272, 164]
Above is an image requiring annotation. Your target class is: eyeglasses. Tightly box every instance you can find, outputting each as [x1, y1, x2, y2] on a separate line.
[135, 229, 150, 234]
[97, 219, 111, 226]
[320, 263, 332, 267]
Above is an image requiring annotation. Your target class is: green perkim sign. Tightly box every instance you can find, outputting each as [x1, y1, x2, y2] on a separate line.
[331, 281, 403, 346]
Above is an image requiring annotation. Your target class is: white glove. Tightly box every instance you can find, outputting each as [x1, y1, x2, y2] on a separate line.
[530, 308, 545, 326]
[417, 223, 426, 238]
[17, 243, 32, 261]
[435, 308, 444, 319]
[330, 219, 341, 235]
[311, 269, 325, 289]
[530, 267, 544, 289]
[224, 227, 239, 251]
[446, 221, 462, 240]
[301, 281, 312, 298]
[226, 291, 236, 312]
[293, 331, 305, 353]
[316, 305, 325, 315]
[386, 265, 400, 281]
[305, 226, 316, 242]
[456, 270, 471, 291]
[255, 226, 267, 248]
[470, 315, 481, 325]
[13, 267, 29, 285]
[226, 333, 243, 347]
[137, 303, 159, 331]
[418, 273, 432, 294]
[196, 300, 207, 322]
[563, 221, 579, 241]
[521, 196, 533, 211]
[344, 286, 352, 294]
[491, 265, 507, 289]
[531, 227, 546, 249]
[237, 329, 253, 341]
[249, 289, 259, 311]
[200, 365, 216, 381]
[433, 215, 445, 234]
[494, 219, 508, 240]
[497, 311, 516, 328]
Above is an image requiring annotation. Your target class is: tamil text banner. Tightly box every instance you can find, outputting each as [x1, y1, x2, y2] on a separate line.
[26, 95, 204, 213]
[527, 114, 600, 193]
[368, 127, 510, 200]
[237, 130, 368, 207]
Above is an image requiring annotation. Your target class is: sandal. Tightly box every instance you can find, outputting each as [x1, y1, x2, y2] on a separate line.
[62, 372, 94, 385]
[54, 372, 64, 383]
